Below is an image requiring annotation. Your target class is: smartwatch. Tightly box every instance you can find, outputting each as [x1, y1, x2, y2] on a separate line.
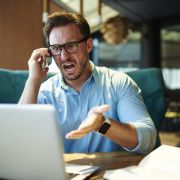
[97, 116, 111, 134]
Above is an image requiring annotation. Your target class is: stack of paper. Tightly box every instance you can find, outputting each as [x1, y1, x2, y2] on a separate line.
[66, 163, 99, 180]
[104, 145, 180, 180]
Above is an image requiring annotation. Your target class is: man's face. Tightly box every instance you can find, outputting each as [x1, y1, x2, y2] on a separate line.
[49, 24, 93, 81]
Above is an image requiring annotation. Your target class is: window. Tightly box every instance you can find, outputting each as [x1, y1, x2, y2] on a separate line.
[161, 27, 180, 89]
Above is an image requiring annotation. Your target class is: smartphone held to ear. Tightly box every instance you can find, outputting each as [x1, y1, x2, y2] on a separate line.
[41, 57, 52, 69]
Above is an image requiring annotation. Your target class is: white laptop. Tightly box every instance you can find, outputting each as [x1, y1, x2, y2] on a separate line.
[0, 104, 67, 180]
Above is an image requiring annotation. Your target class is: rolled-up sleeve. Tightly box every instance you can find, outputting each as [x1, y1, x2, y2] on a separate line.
[116, 74, 157, 154]
[127, 121, 157, 153]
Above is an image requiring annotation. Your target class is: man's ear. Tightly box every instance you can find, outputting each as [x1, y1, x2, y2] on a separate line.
[86, 37, 93, 53]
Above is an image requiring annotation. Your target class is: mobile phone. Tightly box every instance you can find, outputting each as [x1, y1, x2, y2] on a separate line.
[41, 49, 52, 69]
[41, 56, 52, 69]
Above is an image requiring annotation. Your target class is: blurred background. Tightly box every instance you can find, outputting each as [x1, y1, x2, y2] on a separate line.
[0, 0, 180, 145]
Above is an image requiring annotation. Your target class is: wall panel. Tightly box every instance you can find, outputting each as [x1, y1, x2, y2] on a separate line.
[0, 0, 43, 70]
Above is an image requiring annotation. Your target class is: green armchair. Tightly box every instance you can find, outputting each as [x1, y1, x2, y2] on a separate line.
[0, 69, 53, 103]
[127, 68, 167, 147]
[0, 67, 167, 148]
[0, 69, 28, 103]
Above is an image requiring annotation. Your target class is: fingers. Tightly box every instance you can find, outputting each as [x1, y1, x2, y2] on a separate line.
[29, 48, 51, 69]
[32, 48, 50, 59]
[95, 104, 110, 113]
[66, 130, 86, 139]
[66, 122, 92, 139]
[87, 104, 110, 117]
[28, 48, 51, 81]
[92, 104, 110, 113]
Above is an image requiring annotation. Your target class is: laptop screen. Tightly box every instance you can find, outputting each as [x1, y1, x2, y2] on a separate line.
[0, 104, 67, 180]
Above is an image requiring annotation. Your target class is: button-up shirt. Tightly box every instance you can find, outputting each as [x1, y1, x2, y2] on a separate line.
[37, 61, 156, 154]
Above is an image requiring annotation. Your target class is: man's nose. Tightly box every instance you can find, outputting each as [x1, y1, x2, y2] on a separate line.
[60, 48, 70, 61]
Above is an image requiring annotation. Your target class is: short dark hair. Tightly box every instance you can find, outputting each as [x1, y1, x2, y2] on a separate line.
[43, 12, 91, 45]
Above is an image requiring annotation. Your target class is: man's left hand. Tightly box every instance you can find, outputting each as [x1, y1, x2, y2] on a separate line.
[65, 104, 110, 139]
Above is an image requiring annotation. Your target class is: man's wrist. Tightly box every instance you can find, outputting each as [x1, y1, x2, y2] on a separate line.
[97, 116, 111, 134]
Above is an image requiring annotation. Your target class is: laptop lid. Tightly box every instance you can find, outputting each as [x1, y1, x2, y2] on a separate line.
[0, 104, 67, 180]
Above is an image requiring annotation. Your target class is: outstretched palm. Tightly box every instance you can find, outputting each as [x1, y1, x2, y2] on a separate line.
[66, 104, 110, 139]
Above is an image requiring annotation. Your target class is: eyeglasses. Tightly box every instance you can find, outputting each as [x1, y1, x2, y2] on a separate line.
[48, 37, 88, 56]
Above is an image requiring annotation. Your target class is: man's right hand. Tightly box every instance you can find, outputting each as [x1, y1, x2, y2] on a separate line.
[18, 48, 51, 104]
[28, 48, 51, 83]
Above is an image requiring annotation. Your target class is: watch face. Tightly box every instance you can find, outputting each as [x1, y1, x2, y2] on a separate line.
[98, 122, 111, 134]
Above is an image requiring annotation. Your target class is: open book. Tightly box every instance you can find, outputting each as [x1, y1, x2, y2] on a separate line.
[104, 145, 180, 180]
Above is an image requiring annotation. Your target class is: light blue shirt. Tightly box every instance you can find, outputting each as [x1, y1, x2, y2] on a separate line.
[38, 61, 157, 154]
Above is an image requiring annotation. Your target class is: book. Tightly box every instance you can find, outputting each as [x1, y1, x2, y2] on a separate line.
[104, 145, 180, 180]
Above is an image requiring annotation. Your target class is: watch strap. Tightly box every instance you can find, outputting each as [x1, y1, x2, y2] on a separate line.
[97, 117, 111, 134]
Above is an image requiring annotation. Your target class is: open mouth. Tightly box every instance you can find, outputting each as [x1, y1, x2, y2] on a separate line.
[63, 63, 76, 73]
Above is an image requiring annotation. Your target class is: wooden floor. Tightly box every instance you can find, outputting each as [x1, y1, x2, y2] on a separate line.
[159, 131, 180, 147]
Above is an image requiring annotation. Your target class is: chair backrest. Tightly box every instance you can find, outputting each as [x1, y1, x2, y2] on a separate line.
[0, 68, 53, 103]
[0, 69, 28, 103]
[127, 68, 167, 147]
[0, 68, 167, 147]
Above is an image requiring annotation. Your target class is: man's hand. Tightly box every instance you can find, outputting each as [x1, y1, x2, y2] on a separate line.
[28, 48, 51, 82]
[66, 104, 110, 139]
[18, 48, 51, 104]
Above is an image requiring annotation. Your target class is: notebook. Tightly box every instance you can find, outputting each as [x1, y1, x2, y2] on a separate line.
[0, 104, 67, 180]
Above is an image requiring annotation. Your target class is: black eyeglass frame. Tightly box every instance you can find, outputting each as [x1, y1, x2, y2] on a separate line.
[48, 36, 89, 56]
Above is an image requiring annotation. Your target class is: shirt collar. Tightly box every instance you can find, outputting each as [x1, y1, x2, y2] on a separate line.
[90, 61, 99, 85]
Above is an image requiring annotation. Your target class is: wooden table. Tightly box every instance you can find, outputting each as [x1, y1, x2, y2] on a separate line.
[64, 151, 144, 179]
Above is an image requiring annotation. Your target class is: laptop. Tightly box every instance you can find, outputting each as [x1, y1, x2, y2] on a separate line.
[0, 104, 67, 180]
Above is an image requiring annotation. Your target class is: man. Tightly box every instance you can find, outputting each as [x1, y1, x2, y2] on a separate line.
[19, 12, 157, 154]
